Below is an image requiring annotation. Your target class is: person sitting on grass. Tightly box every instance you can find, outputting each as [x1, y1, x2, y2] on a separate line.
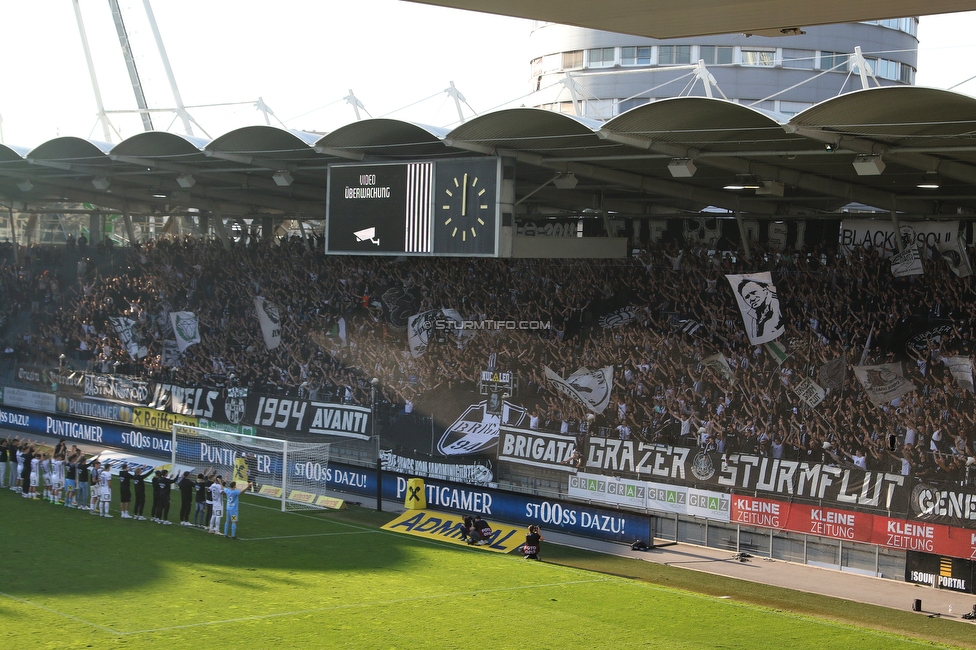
[466, 515, 493, 546]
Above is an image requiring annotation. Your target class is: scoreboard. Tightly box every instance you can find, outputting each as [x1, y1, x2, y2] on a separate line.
[326, 157, 500, 256]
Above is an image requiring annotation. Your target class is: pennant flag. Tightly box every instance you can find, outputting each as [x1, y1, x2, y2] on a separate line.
[253, 297, 281, 350]
[702, 352, 735, 387]
[109, 316, 148, 360]
[169, 311, 201, 353]
[407, 310, 439, 358]
[544, 365, 614, 414]
[853, 363, 916, 407]
[890, 245, 923, 277]
[818, 356, 846, 391]
[942, 356, 974, 393]
[337, 316, 347, 345]
[725, 271, 784, 345]
[792, 377, 826, 408]
[937, 237, 973, 278]
[764, 339, 790, 366]
[859, 324, 874, 366]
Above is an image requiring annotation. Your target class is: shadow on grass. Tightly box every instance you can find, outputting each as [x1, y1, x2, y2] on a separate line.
[0, 489, 414, 598]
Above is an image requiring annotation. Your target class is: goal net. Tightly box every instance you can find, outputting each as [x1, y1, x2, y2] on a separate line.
[171, 424, 332, 511]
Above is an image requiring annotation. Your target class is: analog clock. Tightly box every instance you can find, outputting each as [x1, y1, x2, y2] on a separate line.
[433, 159, 498, 255]
[441, 172, 491, 242]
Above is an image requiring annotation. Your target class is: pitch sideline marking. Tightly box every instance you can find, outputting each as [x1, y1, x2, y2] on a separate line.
[0, 590, 123, 636]
[123, 577, 614, 635]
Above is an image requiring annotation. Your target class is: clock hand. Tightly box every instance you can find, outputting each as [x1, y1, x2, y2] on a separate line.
[461, 173, 468, 217]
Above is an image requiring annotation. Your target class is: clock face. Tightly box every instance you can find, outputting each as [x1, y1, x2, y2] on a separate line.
[441, 172, 491, 242]
[433, 159, 498, 255]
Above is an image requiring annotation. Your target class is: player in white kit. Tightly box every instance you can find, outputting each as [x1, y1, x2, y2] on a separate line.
[207, 477, 224, 534]
[41, 453, 52, 501]
[51, 455, 65, 504]
[89, 461, 102, 514]
[97, 463, 113, 517]
[29, 454, 40, 499]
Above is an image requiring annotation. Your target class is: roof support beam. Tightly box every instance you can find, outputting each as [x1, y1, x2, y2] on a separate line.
[444, 137, 780, 214]
[787, 125, 976, 186]
[597, 129, 934, 214]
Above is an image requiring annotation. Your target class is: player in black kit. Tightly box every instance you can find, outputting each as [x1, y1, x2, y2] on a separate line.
[117, 464, 134, 519]
[132, 467, 150, 520]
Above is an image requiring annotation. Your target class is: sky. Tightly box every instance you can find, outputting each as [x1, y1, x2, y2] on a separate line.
[0, 1, 974, 148]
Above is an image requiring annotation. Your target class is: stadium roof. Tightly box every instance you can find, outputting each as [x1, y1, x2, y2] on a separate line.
[404, 0, 974, 39]
[1, 86, 975, 221]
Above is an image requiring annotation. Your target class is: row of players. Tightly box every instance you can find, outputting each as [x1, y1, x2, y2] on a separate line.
[2, 439, 251, 538]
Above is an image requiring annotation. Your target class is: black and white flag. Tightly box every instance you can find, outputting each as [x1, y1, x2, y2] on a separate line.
[702, 352, 735, 387]
[937, 238, 973, 278]
[109, 317, 147, 360]
[669, 315, 703, 336]
[890, 245, 923, 277]
[725, 271, 784, 345]
[853, 363, 916, 407]
[169, 311, 200, 353]
[407, 310, 438, 358]
[544, 365, 614, 414]
[793, 377, 826, 408]
[819, 356, 846, 391]
[161, 340, 182, 368]
[942, 356, 974, 393]
[253, 297, 281, 350]
[598, 305, 642, 329]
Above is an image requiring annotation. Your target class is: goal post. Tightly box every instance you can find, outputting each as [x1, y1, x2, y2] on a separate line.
[171, 424, 332, 511]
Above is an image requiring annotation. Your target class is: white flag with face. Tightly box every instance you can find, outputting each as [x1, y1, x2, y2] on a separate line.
[253, 297, 281, 350]
[937, 238, 973, 278]
[169, 311, 201, 353]
[407, 310, 438, 358]
[725, 271, 785, 345]
[544, 365, 614, 414]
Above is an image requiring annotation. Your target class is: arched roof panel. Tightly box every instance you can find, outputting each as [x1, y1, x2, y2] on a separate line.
[790, 87, 976, 147]
[604, 97, 808, 151]
[0, 144, 30, 162]
[206, 125, 322, 161]
[315, 119, 449, 158]
[27, 137, 114, 162]
[446, 108, 614, 158]
[110, 131, 210, 158]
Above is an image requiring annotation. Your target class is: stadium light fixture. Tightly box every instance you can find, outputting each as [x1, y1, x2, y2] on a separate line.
[17, 179, 32, 192]
[92, 176, 111, 190]
[917, 171, 940, 189]
[667, 158, 697, 178]
[272, 170, 294, 187]
[552, 172, 578, 189]
[176, 173, 196, 188]
[852, 154, 885, 176]
[756, 180, 784, 197]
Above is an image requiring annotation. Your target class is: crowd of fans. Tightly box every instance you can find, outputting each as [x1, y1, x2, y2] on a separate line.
[5, 230, 976, 485]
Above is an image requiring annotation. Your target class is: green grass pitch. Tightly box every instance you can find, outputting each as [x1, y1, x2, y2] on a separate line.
[0, 487, 972, 649]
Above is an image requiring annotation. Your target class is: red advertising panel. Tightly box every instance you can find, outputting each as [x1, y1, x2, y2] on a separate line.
[790, 503, 874, 543]
[731, 495, 976, 561]
[872, 515, 976, 559]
